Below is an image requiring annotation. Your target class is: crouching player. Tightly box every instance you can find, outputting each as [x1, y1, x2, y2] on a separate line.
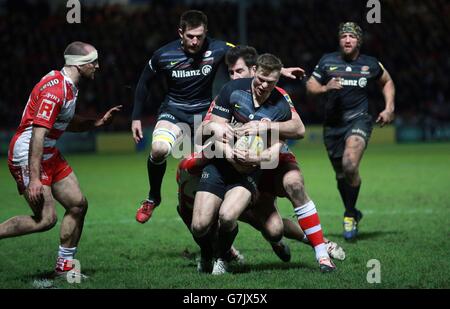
[0, 41, 122, 278]
[176, 145, 345, 273]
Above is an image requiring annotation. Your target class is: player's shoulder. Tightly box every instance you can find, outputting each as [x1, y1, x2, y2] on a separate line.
[36, 70, 65, 97]
[275, 86, 288, 96]
[224, 77, 252, 91]
[319, 51, 341, 63]
[358, 53, 380, 66]
[275, 86, 294, 105]
[154, 39, 183, 57]
[208, 38, 235, 50]
[269, 87, 292, 115]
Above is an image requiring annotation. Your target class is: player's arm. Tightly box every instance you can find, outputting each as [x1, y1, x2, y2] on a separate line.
[376, 65, 395, 127]
[306, 56, 342, 95]
[272, 110, 305, 139]
[234, 141, 283, 167]
[67, 106, 122, 132]
[306, 75, 342, 95]
[280, 67, 306, 80]
[202, 83, 235, 158]
[235, 110, 305, 140]
[204, 114, 234, 160]
[28, 91, 64, 205]
[27, 125, 49, 206]
[131, 57, 159, 143]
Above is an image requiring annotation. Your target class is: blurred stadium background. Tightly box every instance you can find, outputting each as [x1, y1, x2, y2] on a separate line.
[0, 0, 449, 289]
[1, 0, 449, 152]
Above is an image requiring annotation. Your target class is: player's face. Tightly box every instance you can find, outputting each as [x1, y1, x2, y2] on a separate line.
[228, 58, 256, 80]
[252, 68, 280, 98]
[80, 59, 99, 80]
[179, 25, 207, 54]
[339, 33, 359, 56]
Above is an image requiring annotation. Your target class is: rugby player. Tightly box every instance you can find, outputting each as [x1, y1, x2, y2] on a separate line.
[193, 54, 336, 274]
[306, 22, 395, 240]
[1, 41, 122, 277]
[132, 10, 304, 223]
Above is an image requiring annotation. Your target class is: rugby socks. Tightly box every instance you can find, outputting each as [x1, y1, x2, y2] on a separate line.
[147, 155, 166, 205]
[294, 201, 328, 260]
[194, 233, 214, 261]
[217, 225, 239, 259]
[58, 246, 77, 261]
[55, 246, 77, 272]
[337, 178, 361, 218]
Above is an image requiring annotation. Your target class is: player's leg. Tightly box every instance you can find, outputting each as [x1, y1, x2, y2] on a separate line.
[51, 171, 88, 275]
[191, 163, 226, 273]
[191, 191, 222, 273]
[1, 163, 58, 239]
[281, 166, 335, 272]
[0, 186, 57, 239]
[136, 119, 182, 223]
[251, 193, 292, 262]
[281, 217, 307, 243]
[213, 186, 252, 275]
[338, 134, 366, 240]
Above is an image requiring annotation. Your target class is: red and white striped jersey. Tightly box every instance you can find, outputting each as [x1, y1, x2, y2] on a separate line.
[8, 70, 78, 165]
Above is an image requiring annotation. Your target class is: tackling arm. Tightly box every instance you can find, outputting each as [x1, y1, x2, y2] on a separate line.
[204, 114, 234, 161]
[269, 111, 305, 139]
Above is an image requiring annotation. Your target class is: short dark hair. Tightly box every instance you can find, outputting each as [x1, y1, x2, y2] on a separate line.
[256, 53, 283, 72]
[225, 45, 258, 68]
[64, 41, 90, 56]
[179, 10, 208, 32]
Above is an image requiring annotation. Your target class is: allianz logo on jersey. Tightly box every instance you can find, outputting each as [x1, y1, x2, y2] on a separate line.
[172, 65, 212, 78]
[213, 105, 229, 113]
[339, 77, 368, 88]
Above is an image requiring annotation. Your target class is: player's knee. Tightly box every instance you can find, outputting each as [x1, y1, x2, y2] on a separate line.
[218, 211, 237, 231]
[38, 213, 58, 231]
[342, 157, 358, 177]
[79, 197, 88, 215]
[262, 224, 283, 243]
[70, 197, 89, 217]
[191, 220, 210, 237]
[151, 144, 170, 162]
[284, 176, 307, 203]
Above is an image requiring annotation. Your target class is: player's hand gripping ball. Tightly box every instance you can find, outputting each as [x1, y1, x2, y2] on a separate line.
[234, 135, 264, 156]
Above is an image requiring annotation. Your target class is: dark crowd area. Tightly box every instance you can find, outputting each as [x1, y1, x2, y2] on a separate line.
[0, 0, 449, 131]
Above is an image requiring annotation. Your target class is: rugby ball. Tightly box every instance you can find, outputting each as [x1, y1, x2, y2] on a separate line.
[234, 135, 264, 156]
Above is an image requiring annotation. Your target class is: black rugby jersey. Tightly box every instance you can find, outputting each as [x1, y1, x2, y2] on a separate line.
[132, 38, 234, 120]
[211, 78, 292, 124]
[312, 51, 384, 126]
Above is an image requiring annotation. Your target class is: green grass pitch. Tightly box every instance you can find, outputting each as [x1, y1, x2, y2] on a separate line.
[0, 143, 449, 288]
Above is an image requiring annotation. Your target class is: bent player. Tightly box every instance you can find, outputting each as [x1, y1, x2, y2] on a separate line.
[1, 41, 122, 277]
[194, 54, 336, 274]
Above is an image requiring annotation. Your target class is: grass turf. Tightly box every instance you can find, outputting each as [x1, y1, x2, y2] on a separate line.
[0, 143, 449, 288]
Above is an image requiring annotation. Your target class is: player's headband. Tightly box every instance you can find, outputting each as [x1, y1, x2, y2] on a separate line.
[64, 50, 98, 66]
[338, 22, 363, 47]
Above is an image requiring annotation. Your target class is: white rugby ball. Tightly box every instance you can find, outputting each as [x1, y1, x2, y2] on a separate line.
[234, 135, 264, 156]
